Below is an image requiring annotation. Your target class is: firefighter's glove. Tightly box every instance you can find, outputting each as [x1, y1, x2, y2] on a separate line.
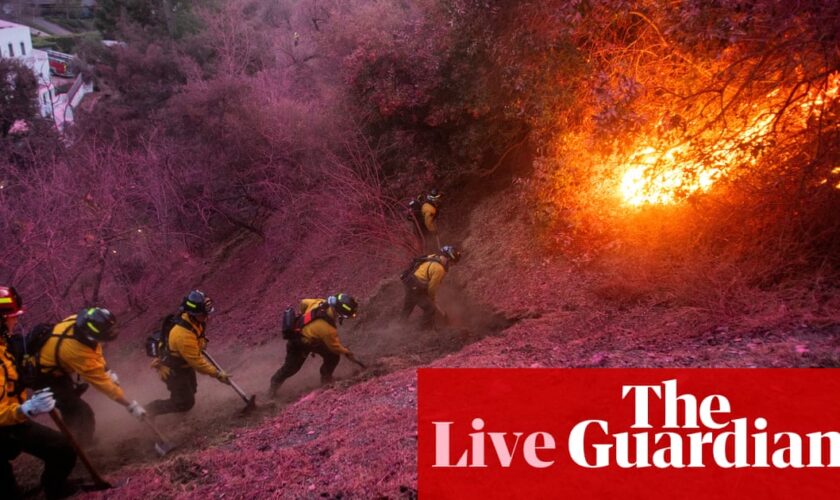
[21, 388, 55, 419]
[216, 370, 231, 385]
[107, 370, 120, 385]
[127, 400, 147, 420]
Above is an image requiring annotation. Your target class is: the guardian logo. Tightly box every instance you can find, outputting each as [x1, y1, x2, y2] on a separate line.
[433, 379, 840, 469]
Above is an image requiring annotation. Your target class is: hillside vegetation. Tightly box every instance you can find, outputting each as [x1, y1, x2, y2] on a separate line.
[1, 0, 838, 497]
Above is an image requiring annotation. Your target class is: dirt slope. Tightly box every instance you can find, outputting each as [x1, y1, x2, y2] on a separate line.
[12, 174, 840, 498]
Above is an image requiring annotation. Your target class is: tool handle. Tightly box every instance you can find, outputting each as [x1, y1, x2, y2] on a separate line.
[229, 380, 249, 400]
[203, 350, 250, 403]
[347, 356, 368, 370]
[202, 350, 221, 370]
[144, 418, 168, 442]
[49, 410, 111, 488]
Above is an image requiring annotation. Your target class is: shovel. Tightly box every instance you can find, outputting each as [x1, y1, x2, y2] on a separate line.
[143, 418, 177, 456]
[49, 410, 112, 491]
[202, 350, 257, 413]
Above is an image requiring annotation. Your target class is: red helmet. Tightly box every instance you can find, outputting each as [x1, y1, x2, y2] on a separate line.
[0, 286, 24, 318]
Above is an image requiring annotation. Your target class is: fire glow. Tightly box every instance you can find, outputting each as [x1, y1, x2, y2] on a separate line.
[616, 73, 840, 206]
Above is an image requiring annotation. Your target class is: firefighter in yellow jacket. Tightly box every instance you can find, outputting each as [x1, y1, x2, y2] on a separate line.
[36, 307, 147, 446]
[412, 189, 442, 252]
[0, 286, 77, 499]
[400, 245, 461, 329]
[146, 290, 231, 417]
[268, 293, 360, 398]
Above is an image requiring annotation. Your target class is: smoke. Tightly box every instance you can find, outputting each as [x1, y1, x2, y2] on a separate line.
[344, 279, 512, 366]
[86, 336, 352, 454]
[12, 276, 510, 485]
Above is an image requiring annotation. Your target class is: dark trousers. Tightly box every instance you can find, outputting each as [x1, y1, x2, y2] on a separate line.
[401, 286, 437, 328]
[0, 421, 76, 499]
[146, 366, 197, 416]
[37, 375, 96, 447]
[270, 338, 340, 388]
[414, 228, 438, 254]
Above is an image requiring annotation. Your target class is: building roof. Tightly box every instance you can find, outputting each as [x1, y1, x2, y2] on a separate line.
[0, 19, 28, 29]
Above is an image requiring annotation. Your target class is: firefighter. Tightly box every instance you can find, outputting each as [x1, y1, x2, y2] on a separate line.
[146, 290, 231, 417]
[35, 307, 147, 446]
[268, 293, 360, 399]
[0, 286, 77, 499]
[400, 245, 461, 329]
[411, 189, 442, 253]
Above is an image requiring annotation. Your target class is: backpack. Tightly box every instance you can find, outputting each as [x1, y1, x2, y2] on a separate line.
[407, 197, 424, 222]
[145, 314, 198, 363]
[7, 322, 62, 389]
[280, 302, 336, 340]
[400, 256, 444, 291]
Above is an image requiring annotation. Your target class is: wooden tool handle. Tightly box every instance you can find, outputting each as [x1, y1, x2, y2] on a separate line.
[49, 410, 111, 488]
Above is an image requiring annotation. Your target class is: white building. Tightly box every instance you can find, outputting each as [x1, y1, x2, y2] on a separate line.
[0, 18, 54, 117]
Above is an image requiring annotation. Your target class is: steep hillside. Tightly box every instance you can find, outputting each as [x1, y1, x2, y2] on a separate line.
[4, 1, 840, 497]
[13, 173, 837, 498]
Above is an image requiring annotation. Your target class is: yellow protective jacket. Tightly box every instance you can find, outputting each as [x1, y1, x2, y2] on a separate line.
[413, 258, 447, 300]
[421, 202, 438, 233]
[0, 340, 26, 426]
[39, 317, 125, 402]
[299, 299, 350, 355]
[167, 313, 218, 377]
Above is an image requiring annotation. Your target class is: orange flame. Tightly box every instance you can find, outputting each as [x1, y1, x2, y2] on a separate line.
[616, 72, 840, 206]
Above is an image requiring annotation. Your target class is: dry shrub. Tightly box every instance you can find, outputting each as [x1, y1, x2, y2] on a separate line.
[529, 0, 840, 324]
[304, 129, 419, 264]
[587, 180, 839, 325]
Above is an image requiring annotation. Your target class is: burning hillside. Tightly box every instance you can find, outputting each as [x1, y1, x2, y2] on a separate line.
[2, 0, 839, 498]
[616, 72, 840, 206]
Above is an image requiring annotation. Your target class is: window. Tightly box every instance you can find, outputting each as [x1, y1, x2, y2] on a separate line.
[20, 42, 25, 56]
[8, 44, 13, 57]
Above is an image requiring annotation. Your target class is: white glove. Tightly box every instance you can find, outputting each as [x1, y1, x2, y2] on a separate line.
[127, 400, 147, 420]
[107, 370, 120, 385]
[21, 389, 56, 419]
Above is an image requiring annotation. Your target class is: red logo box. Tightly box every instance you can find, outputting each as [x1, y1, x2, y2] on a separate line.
[418, 369, 840, 499]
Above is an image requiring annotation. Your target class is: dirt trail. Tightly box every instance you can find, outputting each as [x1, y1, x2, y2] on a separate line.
[11, 275, 513, 494]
